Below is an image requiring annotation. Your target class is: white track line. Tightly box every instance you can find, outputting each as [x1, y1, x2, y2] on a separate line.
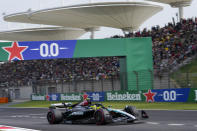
[146, 122, 160, 125]
[29, 114, 45, 116]
[32, 117, 39, 119]
[147, 122, 188, 127]
[10, 115, 45, 119]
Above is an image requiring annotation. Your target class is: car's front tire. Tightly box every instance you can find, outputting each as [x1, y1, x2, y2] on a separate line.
[47, 109, 63, 124]
[94, 109, 112, 125]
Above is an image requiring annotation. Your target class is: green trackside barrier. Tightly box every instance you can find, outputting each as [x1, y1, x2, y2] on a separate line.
[31, 93, 83, 101]
[74, 38, 153, 91]
[187, 88, 197, 102]
[31, 94, 46, 101]
[60, 93, 83, 101]
[105, 90, 147, 101]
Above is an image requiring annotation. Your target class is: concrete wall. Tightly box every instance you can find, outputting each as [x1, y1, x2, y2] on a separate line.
[35, 79, 121, 94]
[154, 72, 177, 89]
[5, 77, 176, 100]
[19, 86, 32, 99]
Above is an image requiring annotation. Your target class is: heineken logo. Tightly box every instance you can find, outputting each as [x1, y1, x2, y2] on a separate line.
[32, 95, 45, 101]
[107, 92, 141, 101]
[61, 94, 81, 101]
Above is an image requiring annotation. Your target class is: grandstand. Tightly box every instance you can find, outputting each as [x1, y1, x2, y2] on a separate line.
[0, 1, 196, 100]
[0, 17, 196, 99]
[112, 17, 197, 88]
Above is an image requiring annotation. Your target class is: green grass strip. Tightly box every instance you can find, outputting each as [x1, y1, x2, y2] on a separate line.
[9, 101, 197, 110]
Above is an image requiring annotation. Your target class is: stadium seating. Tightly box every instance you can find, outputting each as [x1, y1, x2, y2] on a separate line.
[0, 18, 197, 87]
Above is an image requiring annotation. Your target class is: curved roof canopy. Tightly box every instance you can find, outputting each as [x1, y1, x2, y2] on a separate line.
[146, 0, 193, 7]
[0, 27, 86, 41]
[4, 2, 163, 31]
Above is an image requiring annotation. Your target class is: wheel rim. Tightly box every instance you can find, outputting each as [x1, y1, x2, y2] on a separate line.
[47, 112, 54, 124]
[96, 112, 102, 122]
[95, 110, 104, 125]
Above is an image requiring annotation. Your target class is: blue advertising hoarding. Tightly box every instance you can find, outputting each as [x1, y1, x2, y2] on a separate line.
[46, 94, 61, 101]
[45, 92, 105, 102]
[86, 92, 105, 102]
[32, 88, 192, 103]
[7, 40, 77, 61]
[150, 88, 190, 102]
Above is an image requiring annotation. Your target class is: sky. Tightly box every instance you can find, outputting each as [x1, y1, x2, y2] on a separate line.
[0, 0, 196, 39]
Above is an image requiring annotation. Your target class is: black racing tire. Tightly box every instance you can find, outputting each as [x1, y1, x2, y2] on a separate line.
[124, 106, 139, 117]
[47, 109, 63, 124]
[94, 109, 112, 125]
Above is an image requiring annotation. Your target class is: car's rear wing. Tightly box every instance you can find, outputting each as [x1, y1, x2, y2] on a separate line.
[49, 103, 72, 109]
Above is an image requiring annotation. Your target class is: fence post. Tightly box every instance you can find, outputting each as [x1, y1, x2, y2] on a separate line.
[61, 79, 64, 93]
[111, 76, 114, 91]
[186, 71, 189, 88]
[101, 78, 104, 92]
[73, 79, 77, 92]
[69, 81, 71, 93]
[133, 71, 139, 92]
[91, 79, 94, 92]
[168, 70, 171, 89]
[83, 80, 86, 93]
[32, 79, 37, 94]
[149, 69, 154, 89]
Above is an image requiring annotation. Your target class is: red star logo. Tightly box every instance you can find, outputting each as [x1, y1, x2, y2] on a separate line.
[143, 89, 156, 102]
[3, 42, 28, 61]
[46, 95, 50, 101]
[83, 93, 88, 100]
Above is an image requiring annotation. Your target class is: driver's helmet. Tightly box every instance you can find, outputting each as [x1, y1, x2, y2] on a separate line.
[80, 98, 91, 106]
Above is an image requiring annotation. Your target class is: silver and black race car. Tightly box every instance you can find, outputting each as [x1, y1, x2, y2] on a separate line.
[47, 99, 149, 125]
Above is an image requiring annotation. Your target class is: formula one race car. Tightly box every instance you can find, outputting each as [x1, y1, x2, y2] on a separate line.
[47, 99, 149, 125]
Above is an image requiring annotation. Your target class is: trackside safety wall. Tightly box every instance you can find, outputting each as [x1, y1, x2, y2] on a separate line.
[31, 88, 197, 102]
[0, 38, 153, 91]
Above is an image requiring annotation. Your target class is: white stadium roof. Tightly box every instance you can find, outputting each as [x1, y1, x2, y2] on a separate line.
[0, 27, 86, 41]
[147, 0, 193, 19]
[147, 0, 193, 7]
[4, 1, 163, 31]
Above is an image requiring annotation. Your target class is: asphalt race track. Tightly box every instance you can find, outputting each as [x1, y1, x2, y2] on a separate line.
[0, 108, 197, 131]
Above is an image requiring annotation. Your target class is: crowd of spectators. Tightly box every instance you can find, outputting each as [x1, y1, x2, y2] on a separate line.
[0, 18, 197, 87]
[0, 57, 120, 87]
[112, 18, 197, 72]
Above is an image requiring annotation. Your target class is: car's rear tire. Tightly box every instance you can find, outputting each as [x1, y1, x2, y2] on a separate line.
[47, 109, 63, 124]
[94, 109, 111, 125]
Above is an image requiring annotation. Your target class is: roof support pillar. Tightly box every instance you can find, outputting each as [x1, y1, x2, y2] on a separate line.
[178, 6, 183, 21]
[85, 27, 100, 39]
[90, 29, 95, 39]
[170, 1, 191, 21]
